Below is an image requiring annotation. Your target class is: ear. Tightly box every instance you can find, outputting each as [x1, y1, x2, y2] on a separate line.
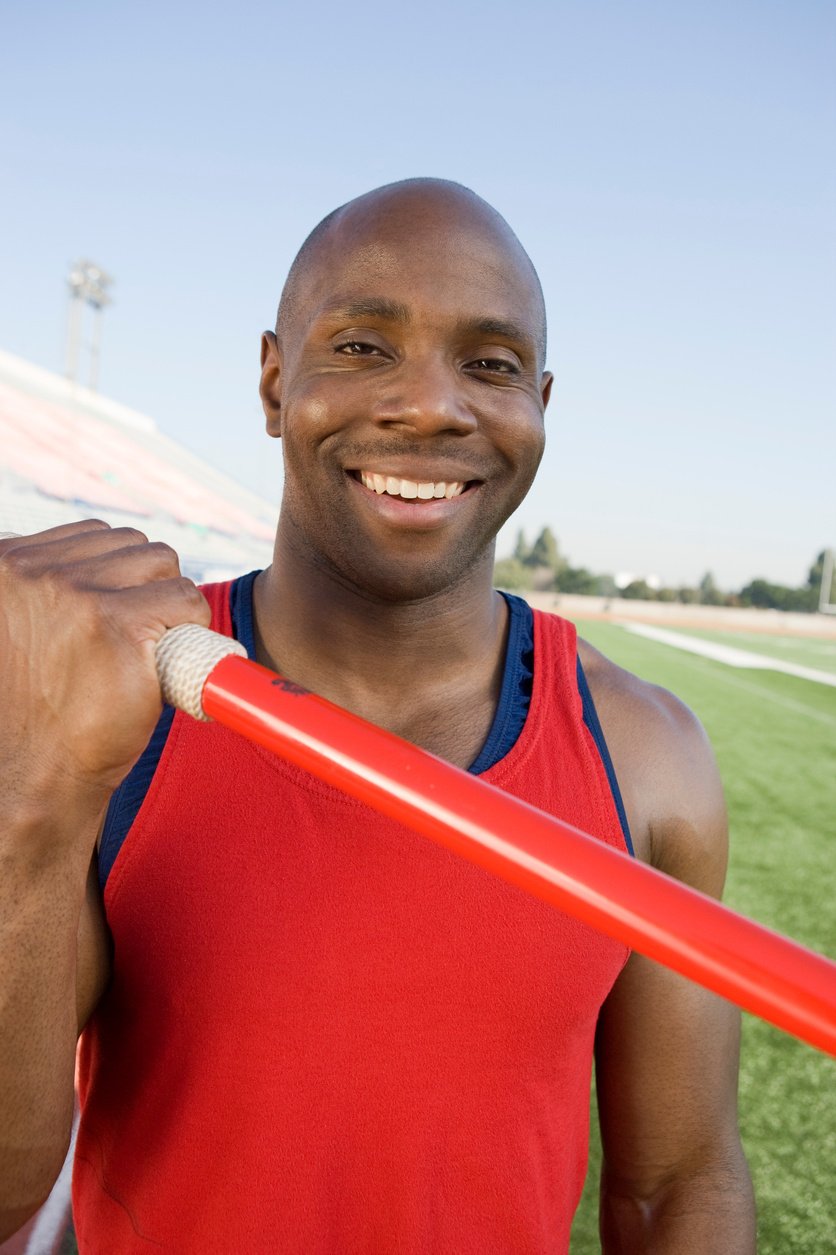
[260, 331, 283, 438]
[540, 371, 554, 411]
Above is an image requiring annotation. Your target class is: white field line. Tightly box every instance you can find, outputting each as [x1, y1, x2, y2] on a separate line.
[613, 627, 836, 727]
[621, 623, 836, 689]
[24, 1110, 77, 1254]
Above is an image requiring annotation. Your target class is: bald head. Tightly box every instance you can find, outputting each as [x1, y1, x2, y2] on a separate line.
[275, 178, 547, 369]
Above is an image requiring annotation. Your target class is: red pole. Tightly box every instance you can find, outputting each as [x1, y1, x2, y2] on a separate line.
[201, 654, 836, 1057]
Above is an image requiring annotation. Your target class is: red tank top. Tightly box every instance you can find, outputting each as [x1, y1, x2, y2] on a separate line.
[74, 586, 631, 1253]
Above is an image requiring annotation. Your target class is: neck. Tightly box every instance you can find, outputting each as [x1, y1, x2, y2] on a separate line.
[252, 522, 508, 761]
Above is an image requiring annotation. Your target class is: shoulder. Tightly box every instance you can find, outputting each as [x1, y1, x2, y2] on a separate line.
[577, 636, 728, 894]
[576, 634, 709, 757]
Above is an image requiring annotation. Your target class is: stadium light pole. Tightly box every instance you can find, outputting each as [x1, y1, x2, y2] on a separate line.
[64, 260, 113, 390]
[64, 264, 85, 382]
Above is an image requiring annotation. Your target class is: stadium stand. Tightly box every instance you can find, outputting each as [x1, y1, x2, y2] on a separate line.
[0, 347, 276, 581]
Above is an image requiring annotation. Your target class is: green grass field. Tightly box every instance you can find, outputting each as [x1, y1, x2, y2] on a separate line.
[568, 620, 836, 1254]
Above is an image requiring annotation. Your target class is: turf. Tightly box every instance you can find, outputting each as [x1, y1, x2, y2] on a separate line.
[567, 619, 836, 1254]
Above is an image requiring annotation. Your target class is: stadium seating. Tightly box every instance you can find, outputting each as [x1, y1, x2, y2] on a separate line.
[0, 348, 275, 583]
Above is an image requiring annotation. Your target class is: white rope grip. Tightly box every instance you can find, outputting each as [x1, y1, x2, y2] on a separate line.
[155, 624, 247, 721]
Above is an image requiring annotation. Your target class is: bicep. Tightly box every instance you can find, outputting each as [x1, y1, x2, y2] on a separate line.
[595, 949, 743, 1195]
[580, 652, 754, 1244]
[596, 704, 743, 1192]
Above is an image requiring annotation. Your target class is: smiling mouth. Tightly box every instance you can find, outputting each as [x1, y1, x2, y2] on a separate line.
[354, 470, 469, 501]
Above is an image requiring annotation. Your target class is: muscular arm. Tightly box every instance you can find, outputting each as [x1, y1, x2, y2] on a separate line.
[0, 523, 209, 1238]
[582, 644, 756, 1253]
[0, 827, 109, 1237]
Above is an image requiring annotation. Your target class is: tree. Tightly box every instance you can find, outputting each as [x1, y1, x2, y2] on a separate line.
[739, 579, 817, 612]
[555, 566, 599, 595]
[807, 551, 828, 590]
[621, 579, 656, 601]
[526, 526, 563, 573]
[698, 571, 723, 606]
[493, 557, 532, 592]
[513, 530, 530, 564]
[595, 573, 619, 599]
[739, 579, 780, 609]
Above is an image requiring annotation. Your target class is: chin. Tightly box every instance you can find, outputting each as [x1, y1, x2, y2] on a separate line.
[331, 544, 494, 606]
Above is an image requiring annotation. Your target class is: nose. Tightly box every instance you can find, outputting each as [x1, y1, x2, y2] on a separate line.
[372, 354, 478, 437]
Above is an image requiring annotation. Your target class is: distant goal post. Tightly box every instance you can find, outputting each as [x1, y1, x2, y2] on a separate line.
[819, 549, 836, 615]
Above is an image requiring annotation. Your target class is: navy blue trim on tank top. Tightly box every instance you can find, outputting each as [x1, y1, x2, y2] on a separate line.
[575, 657, 635, 857]
[99, 704, 176, 888]
[99, 574, 633, 889]
[229, 569, 259, 660]
[471, 592, 634, 857]
[468, 593, 533, 774]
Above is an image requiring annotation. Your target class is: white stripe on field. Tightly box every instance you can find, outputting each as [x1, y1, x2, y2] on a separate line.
[24, 1111, 78, 1255]
[620, 623, 836, 688]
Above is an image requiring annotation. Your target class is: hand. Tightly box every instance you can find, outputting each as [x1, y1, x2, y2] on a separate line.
[0, 521, 211, 820]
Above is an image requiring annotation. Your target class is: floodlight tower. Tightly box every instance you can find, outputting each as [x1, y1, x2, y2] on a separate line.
[64, 260, 114, 391]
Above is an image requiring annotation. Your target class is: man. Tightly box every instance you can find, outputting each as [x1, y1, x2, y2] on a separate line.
[0, 179, 755, 1251]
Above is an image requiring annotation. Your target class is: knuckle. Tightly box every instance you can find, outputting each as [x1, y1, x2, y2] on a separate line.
[157, 542, 178, 563]
[179, 579, 211, 617]
[0, 543, 37, 579]
[147, 541, 179, 568]
[111, 527, 149, 547]
[148, 539, 180, 577]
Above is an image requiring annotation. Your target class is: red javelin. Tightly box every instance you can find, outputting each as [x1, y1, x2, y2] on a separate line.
[193, 652, 836, 1056]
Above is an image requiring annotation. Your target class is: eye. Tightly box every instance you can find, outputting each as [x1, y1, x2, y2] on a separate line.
[335, 339, 383, 356]
[468, 357, 520, 375]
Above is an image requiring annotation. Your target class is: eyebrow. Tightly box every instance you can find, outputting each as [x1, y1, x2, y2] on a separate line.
[323, 298, 411, 324]
[461, 316, 533, 346]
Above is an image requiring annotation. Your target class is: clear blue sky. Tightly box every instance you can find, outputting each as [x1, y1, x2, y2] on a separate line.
[2, 0, 833, 588]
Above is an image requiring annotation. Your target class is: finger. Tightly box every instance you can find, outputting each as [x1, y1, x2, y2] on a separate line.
[0, 519, 112, 549]
[60, 540, 184, 590]
[0, 525, 153, 571]
[103, 579, 212, 644]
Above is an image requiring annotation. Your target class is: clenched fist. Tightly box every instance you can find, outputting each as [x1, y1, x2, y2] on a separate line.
[0, 520, 210, 830]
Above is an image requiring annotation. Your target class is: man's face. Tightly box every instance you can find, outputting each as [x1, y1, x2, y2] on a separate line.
[262, 191, 551, 602]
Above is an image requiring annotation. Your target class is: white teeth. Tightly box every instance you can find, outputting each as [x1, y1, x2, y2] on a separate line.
[358, 472, 467, 501]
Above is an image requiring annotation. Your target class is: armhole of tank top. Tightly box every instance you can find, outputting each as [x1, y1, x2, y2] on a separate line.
[576, 656, 635, 858]
[468, 591, 534, 775]
[97, 572, 259, 891]
[98, 705, 176, 891]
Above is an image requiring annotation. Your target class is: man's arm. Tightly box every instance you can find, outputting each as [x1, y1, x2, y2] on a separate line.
[586, 654, 756, 1253]
[0, 836, 109, 1238]
[0, 522, 209, 1238]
